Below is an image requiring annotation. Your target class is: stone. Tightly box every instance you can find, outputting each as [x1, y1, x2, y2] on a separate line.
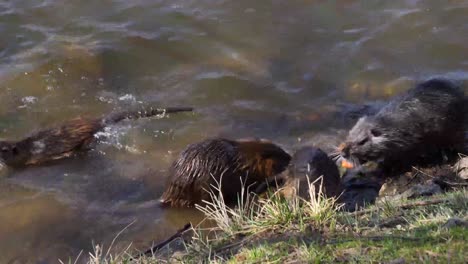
[339, 169, 383, 211]
[455, 157, 468, 180]
[442, 217, 468, 229]
[387, 258, 406, 264]
[399, 181, 442, 200]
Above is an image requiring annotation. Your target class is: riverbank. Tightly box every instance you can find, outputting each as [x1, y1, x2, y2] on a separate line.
[79, 176, 467, 263]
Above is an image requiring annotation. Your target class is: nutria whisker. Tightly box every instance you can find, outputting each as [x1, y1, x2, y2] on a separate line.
[330, 153, 342, 162]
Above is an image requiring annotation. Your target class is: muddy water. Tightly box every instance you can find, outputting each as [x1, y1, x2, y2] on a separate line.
[0, 0, 467, 262]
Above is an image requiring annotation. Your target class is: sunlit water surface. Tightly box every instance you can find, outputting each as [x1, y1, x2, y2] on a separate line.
[0, 0, 467, 262]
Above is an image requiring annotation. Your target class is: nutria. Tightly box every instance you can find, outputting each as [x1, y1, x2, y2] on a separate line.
[338, 165, 384, 211]
[259, 146, 343, 200]
[287, 146, 343, 199]
[0, 106, 193, 168]
[337, 78, 466, 174]
[160, 138, 291, 207]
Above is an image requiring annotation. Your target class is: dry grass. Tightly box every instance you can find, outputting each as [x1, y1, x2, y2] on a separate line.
[78, 175, 468, 263]
[196, 174, 342, 236]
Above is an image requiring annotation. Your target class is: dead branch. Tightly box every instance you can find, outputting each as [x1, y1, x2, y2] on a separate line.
[132, 223, 192, 259]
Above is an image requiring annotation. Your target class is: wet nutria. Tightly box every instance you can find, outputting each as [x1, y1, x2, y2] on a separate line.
[0, 106, 193, 168]
[259, 147, 343, 200]
[287, 146, 343, 199]
[338, 164, 384, 211]
[160, 138, 291, 207]
[337, 78, 466, 174]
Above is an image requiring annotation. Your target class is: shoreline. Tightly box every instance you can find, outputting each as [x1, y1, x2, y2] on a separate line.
[79, 164, 468, 263]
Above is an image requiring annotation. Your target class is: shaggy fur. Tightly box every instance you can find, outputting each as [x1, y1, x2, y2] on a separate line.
[339, 78, 466, 173]
[160, 138, 291, 207]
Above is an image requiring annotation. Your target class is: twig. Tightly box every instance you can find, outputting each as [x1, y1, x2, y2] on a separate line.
[326, 235, 422, 244]
[214, 236, 253, 254]
[349, 197, 452, 216]
[433, 179, 468, 187]
[412, 166, 468, 187]
[207, 233, 264, 259]
[132, 223, 192, 259]
[411, 166, 437, 180]
[106, 219, 136, 258]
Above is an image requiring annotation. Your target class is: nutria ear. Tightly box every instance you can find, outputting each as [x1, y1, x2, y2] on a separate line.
[261, 150, 289, 161]
[370, 128, 382, 137]
[261, 150, 277, 159]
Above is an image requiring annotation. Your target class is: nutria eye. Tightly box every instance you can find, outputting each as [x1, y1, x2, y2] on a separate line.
[370, 129, 382, 137]
[357, 138, 368, 146]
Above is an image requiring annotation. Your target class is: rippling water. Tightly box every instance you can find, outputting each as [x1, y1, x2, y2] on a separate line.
[0, 0, 467, 262]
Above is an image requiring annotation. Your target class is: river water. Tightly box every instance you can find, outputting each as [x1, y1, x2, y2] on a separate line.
[0, 0, 467, 263]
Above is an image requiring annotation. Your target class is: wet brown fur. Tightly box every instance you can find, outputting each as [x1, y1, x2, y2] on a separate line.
[0, 107, 192, 167]
[160, 138, 291, 207]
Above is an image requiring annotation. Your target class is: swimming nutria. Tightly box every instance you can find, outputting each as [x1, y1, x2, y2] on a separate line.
[160, 138, 291, 207]
[337, 78, 466, 174]
[0, 107, 193, 168]
[259, 146, 343, 200]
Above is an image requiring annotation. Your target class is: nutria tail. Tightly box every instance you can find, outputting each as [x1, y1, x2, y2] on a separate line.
[102, 106, 193, 124]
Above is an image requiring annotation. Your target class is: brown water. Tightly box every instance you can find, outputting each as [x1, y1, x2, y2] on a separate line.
[0, 0, 467, 263]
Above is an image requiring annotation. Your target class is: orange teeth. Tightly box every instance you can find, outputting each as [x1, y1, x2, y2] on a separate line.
[341, 159, 354, 169]
[338, 143, 346, 151]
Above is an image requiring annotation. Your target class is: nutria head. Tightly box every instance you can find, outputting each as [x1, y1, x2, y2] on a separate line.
[254, 146, 342, 199]
[0, 141, 20, 167]
[237, 139, 291, 180]
[289, 146, 342, 198]
[291, 147, 338, 177]
[338, 116, 387, 166]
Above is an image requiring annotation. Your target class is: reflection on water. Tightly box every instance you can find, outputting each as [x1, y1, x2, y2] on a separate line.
[0, 0, 467, 262]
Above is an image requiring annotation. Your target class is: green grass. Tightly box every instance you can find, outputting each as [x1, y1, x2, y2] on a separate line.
[79, 179, 468, 264]
[223, 224, 468, 263]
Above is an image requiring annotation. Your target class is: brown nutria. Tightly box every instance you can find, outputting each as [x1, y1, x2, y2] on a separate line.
[336, 78, 466, 174]
[160, 138, 292, 207]
[259, 146, 343, 200]
[0, 107, 193, 168]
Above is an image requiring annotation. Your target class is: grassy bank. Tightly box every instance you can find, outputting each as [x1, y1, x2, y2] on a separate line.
[78, 180, 468, 263]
